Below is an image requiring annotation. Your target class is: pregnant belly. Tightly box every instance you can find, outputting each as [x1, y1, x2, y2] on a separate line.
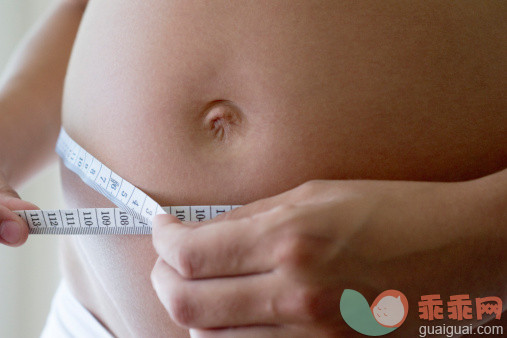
[59, 1, 505, 336]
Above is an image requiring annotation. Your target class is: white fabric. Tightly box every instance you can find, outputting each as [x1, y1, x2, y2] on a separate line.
[40, 281, 113, 338]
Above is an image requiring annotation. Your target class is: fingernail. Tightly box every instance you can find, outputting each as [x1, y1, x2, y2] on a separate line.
[0, 220, 21, 244]
[153, 214, 179, 227]
[152, 215, 164, 227]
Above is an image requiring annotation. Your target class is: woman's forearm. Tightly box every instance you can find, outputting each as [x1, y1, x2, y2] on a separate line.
[0, 0, 87, 188]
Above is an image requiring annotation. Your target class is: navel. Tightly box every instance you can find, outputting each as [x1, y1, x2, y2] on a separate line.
[201, 100, 243, 142]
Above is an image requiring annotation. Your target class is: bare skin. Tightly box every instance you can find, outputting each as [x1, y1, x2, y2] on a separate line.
[0, 0, 505, 337]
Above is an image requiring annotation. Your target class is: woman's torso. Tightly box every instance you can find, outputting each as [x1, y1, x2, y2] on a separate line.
[60, 1, 506, 336]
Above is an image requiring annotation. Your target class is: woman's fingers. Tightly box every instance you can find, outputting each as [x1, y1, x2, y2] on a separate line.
[152, 214, 277, 279]
[189, 326, 288, 338]
[0, 188, 39, 246]
[151, 258, 341, 329]
[0, 204, 29, 245]
[152, 258, 283, 328]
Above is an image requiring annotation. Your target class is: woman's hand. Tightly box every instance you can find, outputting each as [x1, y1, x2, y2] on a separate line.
[151, 175, 505, 337]
[0, 171, 38, 246]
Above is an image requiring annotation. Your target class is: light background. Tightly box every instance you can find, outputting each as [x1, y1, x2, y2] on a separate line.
[0, 1, 64, 337]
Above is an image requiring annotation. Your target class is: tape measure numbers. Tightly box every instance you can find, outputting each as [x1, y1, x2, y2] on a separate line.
[15, 128, 241, 235]
[15, 205, 239, 235]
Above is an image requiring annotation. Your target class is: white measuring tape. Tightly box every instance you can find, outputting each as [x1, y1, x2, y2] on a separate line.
[14, 128, 241, 235]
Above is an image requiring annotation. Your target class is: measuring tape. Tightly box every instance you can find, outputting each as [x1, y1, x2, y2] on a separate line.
[14, 128, 241, 235]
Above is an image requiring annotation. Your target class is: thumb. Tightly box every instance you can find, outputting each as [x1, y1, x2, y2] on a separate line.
[152, 213, 195, 230]
[204, 194, 288, 225]
[153, 212, 207, 229]
[0, 186, 39, 246]
[152, 213, 182, 227]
